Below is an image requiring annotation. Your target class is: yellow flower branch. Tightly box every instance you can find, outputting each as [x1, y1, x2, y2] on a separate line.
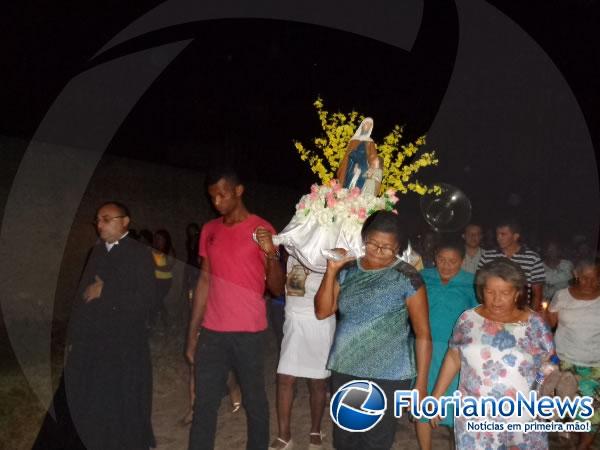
[294, 97, 439, 196]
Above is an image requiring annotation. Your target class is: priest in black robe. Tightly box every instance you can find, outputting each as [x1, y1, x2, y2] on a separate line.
[35, 201, 156, 450]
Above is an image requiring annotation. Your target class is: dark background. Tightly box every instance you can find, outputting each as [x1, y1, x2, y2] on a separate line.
[1, 0, 599, 234]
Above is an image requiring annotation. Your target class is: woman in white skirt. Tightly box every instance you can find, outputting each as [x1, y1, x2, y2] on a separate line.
[269, 256, 336, 450]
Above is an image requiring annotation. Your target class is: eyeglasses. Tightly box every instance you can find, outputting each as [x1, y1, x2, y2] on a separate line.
[364, 241, 397, 256]
[92, 215, 125, 225]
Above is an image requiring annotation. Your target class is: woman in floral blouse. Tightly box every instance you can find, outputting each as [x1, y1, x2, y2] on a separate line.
[431, 258, 554, 449]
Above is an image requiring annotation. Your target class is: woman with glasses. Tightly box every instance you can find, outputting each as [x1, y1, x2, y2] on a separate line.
[415, 240, 478, 450]
[315, 211, 432, 450]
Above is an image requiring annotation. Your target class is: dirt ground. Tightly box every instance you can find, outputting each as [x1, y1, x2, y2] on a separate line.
[149, 330, 451, 450]
[1, 324, 595, 450]
[148, 330, 589, 450]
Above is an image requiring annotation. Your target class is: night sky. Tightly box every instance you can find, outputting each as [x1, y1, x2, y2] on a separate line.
[2, 0, 599, 239]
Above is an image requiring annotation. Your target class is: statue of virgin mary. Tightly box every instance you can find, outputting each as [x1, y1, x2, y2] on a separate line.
[337, 117, 382, 195]
[262, 117, 419, 272]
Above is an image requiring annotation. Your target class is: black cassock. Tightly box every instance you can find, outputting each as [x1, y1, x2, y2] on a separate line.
[35, 235, 156, 450]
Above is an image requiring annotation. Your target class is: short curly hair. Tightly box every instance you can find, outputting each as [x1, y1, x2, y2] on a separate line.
[475, 258, 528, 309]
[360, 211, 408, 253]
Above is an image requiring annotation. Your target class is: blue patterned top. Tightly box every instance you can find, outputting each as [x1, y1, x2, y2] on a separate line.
[327, 259, 424, 380]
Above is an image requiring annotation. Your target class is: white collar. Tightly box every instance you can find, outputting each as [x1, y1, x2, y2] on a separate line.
[105, 231, 129, 252]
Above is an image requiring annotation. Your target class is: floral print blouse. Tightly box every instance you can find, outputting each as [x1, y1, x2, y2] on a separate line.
[449, 307, 554, 449]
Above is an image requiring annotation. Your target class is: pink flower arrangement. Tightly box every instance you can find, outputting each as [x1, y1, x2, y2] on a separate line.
[349, 187, 361, 199]
[294, 183, 400, 226]
[326, 192, 337, 208]
[329, 179, 342, 193]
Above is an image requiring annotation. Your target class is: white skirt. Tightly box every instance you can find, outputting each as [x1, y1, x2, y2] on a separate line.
[276, 299, 336, 379]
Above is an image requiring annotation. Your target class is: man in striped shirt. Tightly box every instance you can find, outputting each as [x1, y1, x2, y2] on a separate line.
[477, 220, 545, 311]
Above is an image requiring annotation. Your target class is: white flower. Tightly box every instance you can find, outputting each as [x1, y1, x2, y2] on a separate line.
[291, 184, 393, 225]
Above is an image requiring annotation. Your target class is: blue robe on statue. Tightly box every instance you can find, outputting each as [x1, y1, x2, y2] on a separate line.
[343, 141, 370, 190]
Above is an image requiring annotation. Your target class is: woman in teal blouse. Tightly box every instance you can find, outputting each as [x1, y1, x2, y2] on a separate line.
[315, 211, 432, 450]
[416, 240, 477, 450]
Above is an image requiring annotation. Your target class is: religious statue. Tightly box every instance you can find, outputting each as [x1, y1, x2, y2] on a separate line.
[337, 117, 382, 195]
[259, 116, 416, 272]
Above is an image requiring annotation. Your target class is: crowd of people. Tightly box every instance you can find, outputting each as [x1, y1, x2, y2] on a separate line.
[34, 164, 599, 450]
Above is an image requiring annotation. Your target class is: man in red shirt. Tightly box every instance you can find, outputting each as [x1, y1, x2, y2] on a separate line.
[186, 167, 285, 450]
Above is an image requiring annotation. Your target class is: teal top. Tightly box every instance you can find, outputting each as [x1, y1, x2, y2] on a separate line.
[420, 268, 477, 426]
[327, 259, 423, 380]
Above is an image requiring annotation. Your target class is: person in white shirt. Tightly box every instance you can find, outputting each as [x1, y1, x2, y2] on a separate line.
[546, 258, 600, 450]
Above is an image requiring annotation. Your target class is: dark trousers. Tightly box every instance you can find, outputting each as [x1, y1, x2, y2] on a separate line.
[268, 298, 285, 355]
[331, 371, 412, 450]
[188, 328, 269, 450]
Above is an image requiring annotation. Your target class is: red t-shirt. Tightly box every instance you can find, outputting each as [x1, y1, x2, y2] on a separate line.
[199, 214, 276, 332]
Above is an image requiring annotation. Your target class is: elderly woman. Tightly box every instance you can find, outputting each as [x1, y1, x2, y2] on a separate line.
[431, 259, 554, 449]
[546, 258, 600, 450]
[315, 211, 432, 450]
[416, 241, 478, 450]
